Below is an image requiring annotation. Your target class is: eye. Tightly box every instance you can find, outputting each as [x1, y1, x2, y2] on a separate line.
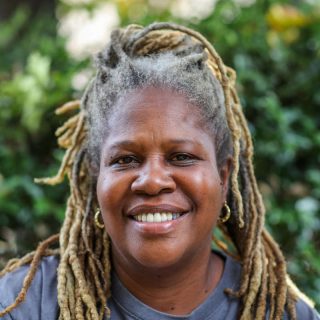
[172, 154, 192, 161]
[170, 153, 196, 165]
[111, 155, 139, 167]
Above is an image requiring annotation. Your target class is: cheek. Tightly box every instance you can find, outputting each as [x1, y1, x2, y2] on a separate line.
[96, 174, 126, 241]
[188, 168, 222, 227]
[185, 167, 221, 201]
[97, 172, 128, 217]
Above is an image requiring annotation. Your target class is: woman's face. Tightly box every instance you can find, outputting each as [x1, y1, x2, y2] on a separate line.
[97, 86, 230, 271]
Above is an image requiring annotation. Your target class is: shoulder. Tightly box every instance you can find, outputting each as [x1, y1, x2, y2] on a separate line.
[0, 255, 59, 320]
[219, 251, 242, 288]
[219, 253, 320, 320]
[294, 299, 320, 320]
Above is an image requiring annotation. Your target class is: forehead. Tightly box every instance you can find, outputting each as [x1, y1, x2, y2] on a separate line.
[100, 86, 218, 157]
[107, 86, 206, 133]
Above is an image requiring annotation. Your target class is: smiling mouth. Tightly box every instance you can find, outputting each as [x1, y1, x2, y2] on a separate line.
[131, 212, 186, 223]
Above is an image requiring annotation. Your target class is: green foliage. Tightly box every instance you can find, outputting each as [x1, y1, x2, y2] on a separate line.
[0, 0, 319, 309]
[3, 52, 51, 132]
[0, 5, 86, 263]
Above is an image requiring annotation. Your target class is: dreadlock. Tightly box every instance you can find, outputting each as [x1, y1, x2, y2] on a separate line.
[0, 22, 313, 320]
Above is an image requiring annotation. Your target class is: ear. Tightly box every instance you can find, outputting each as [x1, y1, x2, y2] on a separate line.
[219, 157, 232, 200]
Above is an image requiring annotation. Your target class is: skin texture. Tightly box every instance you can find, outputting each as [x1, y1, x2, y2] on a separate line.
[97, 86, 231, 315]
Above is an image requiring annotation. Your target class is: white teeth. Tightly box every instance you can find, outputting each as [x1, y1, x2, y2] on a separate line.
[147, 213, 154, 222]
[154, 213, 161, 222]
[132, 212, 182, 223]
[161, 213, 168, 222]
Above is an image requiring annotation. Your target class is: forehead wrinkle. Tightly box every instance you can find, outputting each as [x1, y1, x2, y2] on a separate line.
[106, 140, 142, 152]
[106, 137, 210, 155]
[151, 131, 156, 145]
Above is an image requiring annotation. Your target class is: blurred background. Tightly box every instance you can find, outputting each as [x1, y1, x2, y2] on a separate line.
[0, 0, 319, 308]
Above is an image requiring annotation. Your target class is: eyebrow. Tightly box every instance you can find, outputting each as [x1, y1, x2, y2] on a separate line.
[107, 140, 140, 151]
[107, 139, 200, 151]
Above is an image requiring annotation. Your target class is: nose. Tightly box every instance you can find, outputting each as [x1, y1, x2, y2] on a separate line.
[131, 158, 176, 195]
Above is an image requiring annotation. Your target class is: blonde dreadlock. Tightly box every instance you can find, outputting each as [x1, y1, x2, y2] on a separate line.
[0, 22, 312, 320]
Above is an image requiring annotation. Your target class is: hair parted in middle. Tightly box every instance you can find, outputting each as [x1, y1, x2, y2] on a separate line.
[0, 22, 310, 320]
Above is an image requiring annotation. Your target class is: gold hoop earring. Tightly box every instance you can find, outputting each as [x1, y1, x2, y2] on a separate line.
[95, 208, 104, 229]
[218, 201, 231, 224]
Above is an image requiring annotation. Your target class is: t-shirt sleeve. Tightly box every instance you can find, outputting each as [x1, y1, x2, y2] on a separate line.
[296, 299, 320, 320]
[0, 256, 59, 320]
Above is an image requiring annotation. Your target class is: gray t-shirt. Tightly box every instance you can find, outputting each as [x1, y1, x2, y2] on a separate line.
[0, 254, 319, 319]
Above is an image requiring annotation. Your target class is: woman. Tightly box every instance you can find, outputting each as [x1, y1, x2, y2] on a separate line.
[0, 22, 319, 320]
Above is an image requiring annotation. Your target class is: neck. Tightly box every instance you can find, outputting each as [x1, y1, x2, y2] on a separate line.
[112, 248, 224, 315]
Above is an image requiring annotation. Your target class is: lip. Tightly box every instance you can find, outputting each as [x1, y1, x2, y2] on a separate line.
[129, 211, 189, 235]
[126, 204, 188, 217]
[126, 204, 190, 236]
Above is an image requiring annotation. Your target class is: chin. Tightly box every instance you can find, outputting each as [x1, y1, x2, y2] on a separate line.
[127, 243, 189, 272]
